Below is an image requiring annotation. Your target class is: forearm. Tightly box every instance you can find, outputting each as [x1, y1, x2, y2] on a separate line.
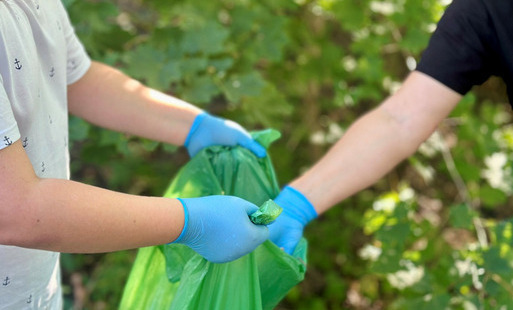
[68, 61, 202, 145]
[2, 177, 184, 253]
[290, 106, 416, 213]
[289, 71, 461, 214]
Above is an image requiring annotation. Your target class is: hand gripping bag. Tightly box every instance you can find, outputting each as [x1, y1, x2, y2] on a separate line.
[119, 130, 307, 310]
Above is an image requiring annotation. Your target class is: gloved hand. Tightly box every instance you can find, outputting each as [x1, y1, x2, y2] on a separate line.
[172, 195, 269, 263]
[268, 186, 317, 255]
[184, 112, 266, 158]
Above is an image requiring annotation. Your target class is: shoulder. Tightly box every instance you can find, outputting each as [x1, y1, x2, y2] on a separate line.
[439, 0, 511, 36]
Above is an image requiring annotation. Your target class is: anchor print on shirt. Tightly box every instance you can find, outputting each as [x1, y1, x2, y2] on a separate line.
[2, 276, 10, 286]
[49, 66, 55, 78]
[4, 136, 13, 146]
[49, 115, 53, 124]
[14, 58, 22, 70]
[68, 59, 78, 72]
[27, 294, 32, 304]
[41, 162, 45, 173]
[22, 137, 28, 148]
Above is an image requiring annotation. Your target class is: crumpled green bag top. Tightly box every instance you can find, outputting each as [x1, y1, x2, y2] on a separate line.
[119, 129, 307, 310]
[250, 200, 283, 225]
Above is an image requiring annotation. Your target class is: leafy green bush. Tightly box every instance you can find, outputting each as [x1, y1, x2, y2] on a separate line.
[64, 0, 513, 308]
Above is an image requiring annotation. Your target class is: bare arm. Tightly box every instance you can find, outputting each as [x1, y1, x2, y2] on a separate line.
[0, 140, 184, 253]
[67, 61, 202, 146]
[290, 71, 462, 214]
[8, 61, 266, 259]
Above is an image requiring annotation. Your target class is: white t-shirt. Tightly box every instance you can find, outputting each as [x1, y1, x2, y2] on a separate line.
[0, 0, 91, 308]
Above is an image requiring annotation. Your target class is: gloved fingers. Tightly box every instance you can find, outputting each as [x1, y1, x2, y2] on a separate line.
[238, 138, 267, 158]
[270, 233, 299, 255]
[222, 119, 249, 134]
[252, 224, 270, 241]
[268, 215, 302, 255]
[242, 200, 260, 215]
[222, 119, 267, 158]
[220, 226, 268, 264]
[240, 200, 270, 241]
[282, 240, 298, 255]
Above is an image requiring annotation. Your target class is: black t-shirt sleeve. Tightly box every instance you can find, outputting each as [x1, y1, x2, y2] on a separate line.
[416, 0, 500, 96]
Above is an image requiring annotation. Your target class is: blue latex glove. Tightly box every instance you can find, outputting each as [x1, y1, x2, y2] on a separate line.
[268, 186, 317, 254]
[184, 113, 266, 158]
[173, 195, 269, 263]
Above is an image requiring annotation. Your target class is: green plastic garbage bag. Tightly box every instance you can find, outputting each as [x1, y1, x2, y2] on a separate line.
[119, 129, 307, 310]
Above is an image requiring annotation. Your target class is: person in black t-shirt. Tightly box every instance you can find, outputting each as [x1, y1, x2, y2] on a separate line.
[267, 0, 513, 254]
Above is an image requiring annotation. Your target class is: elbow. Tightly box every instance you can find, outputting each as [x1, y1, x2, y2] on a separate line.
[380, 104, 438, 158]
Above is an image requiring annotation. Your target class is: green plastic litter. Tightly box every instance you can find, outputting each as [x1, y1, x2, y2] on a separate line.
[250, 199, 283, 225]
[119, 129, 307, 310]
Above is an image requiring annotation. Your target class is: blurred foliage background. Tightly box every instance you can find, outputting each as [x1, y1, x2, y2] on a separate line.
[63, 0, 513, 309]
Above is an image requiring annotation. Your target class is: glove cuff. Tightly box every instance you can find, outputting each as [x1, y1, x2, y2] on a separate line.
[277, 185, 317, 225]
[184, 112, 208, 148]
[171, 198, 189, 244]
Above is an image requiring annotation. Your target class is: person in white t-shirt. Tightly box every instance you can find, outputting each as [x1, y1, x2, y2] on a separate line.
[0, 0, 269, 308]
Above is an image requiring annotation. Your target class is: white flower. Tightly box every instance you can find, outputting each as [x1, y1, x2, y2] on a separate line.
[309, 123, 345, 145]
[342, 56, 357, 72]
[485, 152, 508, 169]
[418, 131, 444, 157]
[358, 244, 382, 261]
[369, 1, 399, 15]
[405, 56, 416, 71]
[310, 131, 325, 145]
[399, 187, 415, 201]
[462, 300, 478, 310]
[481, 152, 512, 194]
[412, 161, 435, 183]
[387, 260, 424, 290]
[454, 259, 484, 290]
[455, 259, 473, 277]
[372, 196, 396, 212]
[325, 123, 344, 144]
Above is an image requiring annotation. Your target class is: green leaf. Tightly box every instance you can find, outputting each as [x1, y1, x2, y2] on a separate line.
[69, 116, 90, 142]
[222, 72, 266, 103]
[480, 185, 508, 207]
[122, 45, 166, 88]
[376, 222, 410, 246]
[331, 0, 369, 31]
[400, 27, 429, 53]
[181, 75, 220, 104]
[454, 159, 481, 182]
[159, 60, 182, 86]
[179, 57, 209, 77]
[483, 246, 513, 275]
[141, 139, 160, 152]
[179, 21, 229, 55]
[449, 203, 477, 229]
[99, 130, 123, 147]
[370, 248, 402, 273]
[209, 58, 235, 72]
[390, 294, 451, 310]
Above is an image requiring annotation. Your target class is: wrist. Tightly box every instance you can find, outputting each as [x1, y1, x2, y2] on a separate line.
[184, 112, 208, 147]
[171, 198, 189, 244]
[276, 185, 317, 226]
